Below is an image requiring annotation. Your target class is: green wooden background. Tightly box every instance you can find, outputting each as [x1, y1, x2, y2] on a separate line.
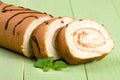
[0, 0, 120, 80]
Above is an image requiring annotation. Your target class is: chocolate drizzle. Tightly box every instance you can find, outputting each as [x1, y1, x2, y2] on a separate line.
[0, 1, 3, 5]
[49, 14, 53, 18]
[1, 5, 31, 13]
[2, 5, 13, 12]
[66, 24, 69, 27]
[44, 21, 49, 25]
[58, 16, 62, 19]
[79, 19, 83, 21]
[13, 15, 38, 35]
[101, 24, 104, 26]
[61, 20, 64, 23]
[31, 36, 41, 55]
[5, 12, 41, 30]
[0, 5, 42, 30]
[43, 12, 47, 14]
[43, 12, 53, 18]
[0, 4, 52, 37]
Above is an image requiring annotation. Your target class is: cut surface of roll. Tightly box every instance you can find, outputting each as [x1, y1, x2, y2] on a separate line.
[21, 16, 52, 57]
[31, 17, 73, 60]
[56, 19, 114, 64]
[0, 3, 52, 57]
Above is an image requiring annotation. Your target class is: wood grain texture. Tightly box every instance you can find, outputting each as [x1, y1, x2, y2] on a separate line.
[0, 0, 120, 80]
[70, 0, 120, 80]
[2, 0, 25, 6]
[0, 48, 24, 80]
[0, 1, 25, 80]
[24, 0, 86, 80]
[27, 0, 73, 17]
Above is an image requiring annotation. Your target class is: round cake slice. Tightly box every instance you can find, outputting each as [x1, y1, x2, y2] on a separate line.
[56, 19, 114, 64]
[31, 17, 73, 60]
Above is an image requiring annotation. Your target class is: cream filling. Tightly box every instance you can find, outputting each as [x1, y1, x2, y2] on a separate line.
[21, 16, 51, 57]
[45, 17, 73, 60]
[73, 28, 105, 51]
[66, 20, 114, 59]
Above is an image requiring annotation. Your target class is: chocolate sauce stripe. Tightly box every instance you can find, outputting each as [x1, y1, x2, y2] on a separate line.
[2, 9, 31, 13]
[2, 5, 13, 12]
[2, 5, 13, 9]
[5, 12, 42, 30]
[32, 36, 41, 55]
[13, 15, 38, 35]
[1, 5, 31, 13]
[0, 1, 3, 5]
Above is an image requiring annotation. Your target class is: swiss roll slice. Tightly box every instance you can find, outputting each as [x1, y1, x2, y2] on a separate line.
[31, 17, 73, 60]
[56, 19, 114, 64]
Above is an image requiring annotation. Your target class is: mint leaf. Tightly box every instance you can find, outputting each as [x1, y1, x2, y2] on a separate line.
[52, 61, 68, 70]
[54, 61, 68, 68]
[43, 66, 50, 72]
[34, 57, 68, 72]
[34, 57, 54, 68]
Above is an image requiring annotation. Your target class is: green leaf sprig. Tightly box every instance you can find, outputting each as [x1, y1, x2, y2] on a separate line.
[34, 57, 67, 72]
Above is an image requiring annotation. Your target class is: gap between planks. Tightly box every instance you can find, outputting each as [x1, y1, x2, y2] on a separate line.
[20, 0, 30, 79]
[22, 0, 29, 80]
[111, 0, 120, 18]
[69, 0, 75, 18]
[84, 64, 89, 80]
[21, 0, 90, 80]
[24, 0, 29, 7]
[68, 0, 89, 80]
[22, 58, 25, 80]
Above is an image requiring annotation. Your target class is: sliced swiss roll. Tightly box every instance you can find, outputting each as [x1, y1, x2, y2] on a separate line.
[31, 17, 73, 60]
[56, 19, 114, 64]
[0, 2, 53, 57]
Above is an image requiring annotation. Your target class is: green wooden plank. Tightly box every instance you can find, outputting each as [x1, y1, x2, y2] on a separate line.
[24, 0, 87, 80]
[69, 0, 99, 20]
[111, 0, 120, 17]
[24, 59, 86, 80]
[2, 0, 25, 6]
[70, 0, 120, 80]
[1, 0, 120, 80]
[0, 1, 26, 80]
[0, 48, 24, 80]
[26, 0, 73, 17]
